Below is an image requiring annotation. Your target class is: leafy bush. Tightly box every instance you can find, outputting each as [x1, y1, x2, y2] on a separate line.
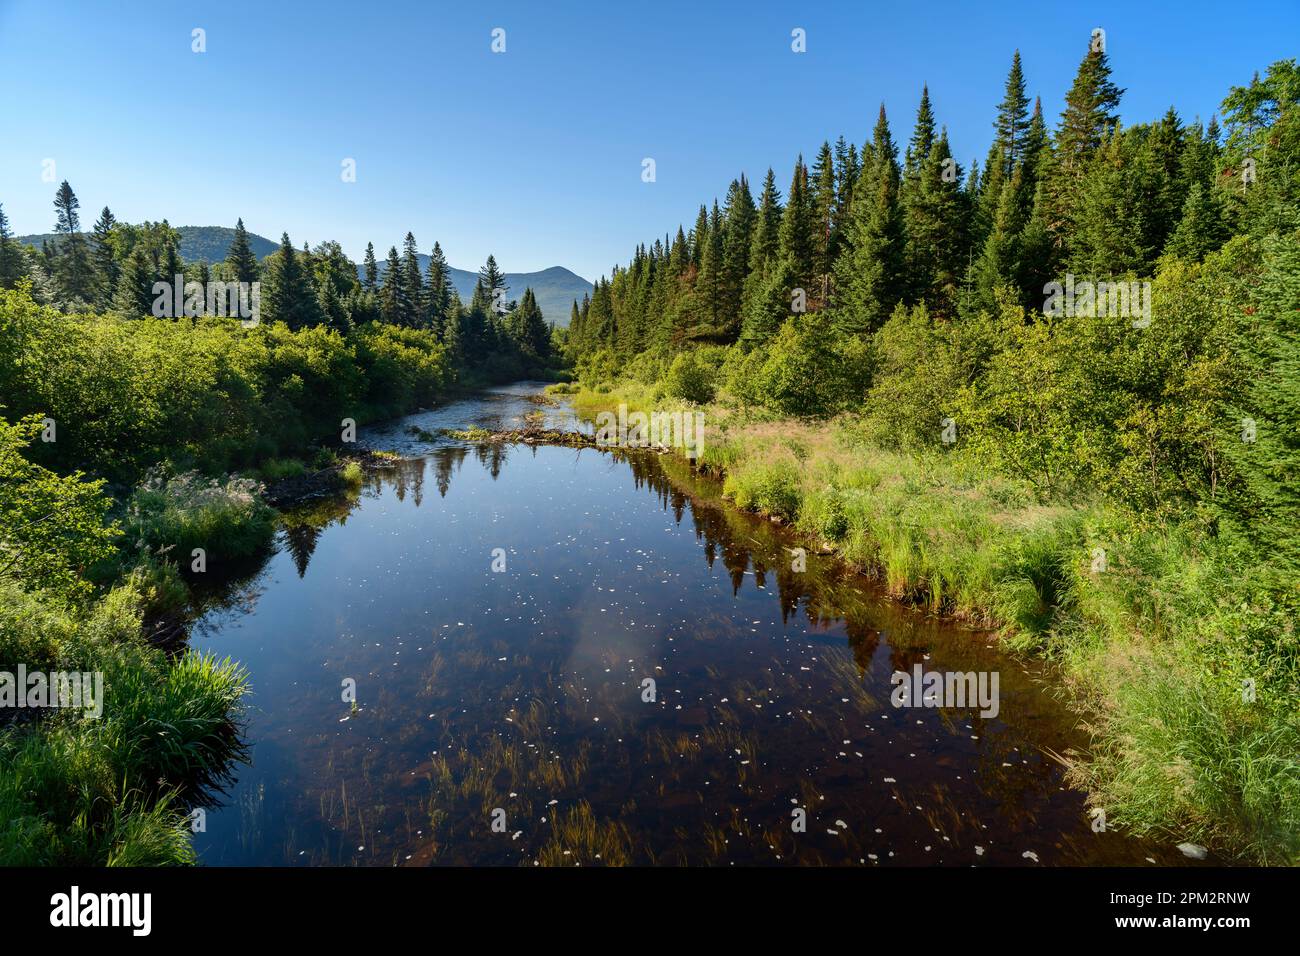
[0, 414, 121, 600]
[750, 313, 871, 417]
[662, 351, 716, 404]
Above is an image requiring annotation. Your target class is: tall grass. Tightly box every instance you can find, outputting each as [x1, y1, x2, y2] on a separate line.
[119, 468, 275, 572]
[0, 578, 249, 865]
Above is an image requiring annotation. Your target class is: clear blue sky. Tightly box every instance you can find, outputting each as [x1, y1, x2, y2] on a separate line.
[3, 0, 1296, 282]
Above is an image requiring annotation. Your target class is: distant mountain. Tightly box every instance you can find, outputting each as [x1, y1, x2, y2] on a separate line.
[19, 226, 593, 326]
[370, 256, 590, 327]
[445, 263, 591, 328]
[18, 225, 280, 265]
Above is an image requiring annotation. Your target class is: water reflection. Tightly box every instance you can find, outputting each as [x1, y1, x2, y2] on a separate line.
[191, 390, 1194, 867]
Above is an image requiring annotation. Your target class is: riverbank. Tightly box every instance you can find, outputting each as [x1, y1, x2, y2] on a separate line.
[549, 382, 1300, 865]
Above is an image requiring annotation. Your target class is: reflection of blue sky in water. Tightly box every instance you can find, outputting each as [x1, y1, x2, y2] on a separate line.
[190, 388, 1200, 867]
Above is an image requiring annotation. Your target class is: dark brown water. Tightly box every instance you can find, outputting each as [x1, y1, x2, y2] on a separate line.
[191, 383, 1193, 866]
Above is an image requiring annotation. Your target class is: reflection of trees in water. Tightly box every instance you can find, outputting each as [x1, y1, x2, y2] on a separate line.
[282, 521, 321, 578]
[433, 446, 467, 497]
[195, 436, 1169, 866]
[473, 441, 509, 479]
[619, 449, 851, 628]
[390, 456, 427, 507]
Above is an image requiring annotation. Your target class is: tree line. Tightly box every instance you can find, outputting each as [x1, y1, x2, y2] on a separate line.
[0, 198, 556, 377]
[566, 41, 1285, 359]
[563, 40, 1298, 564]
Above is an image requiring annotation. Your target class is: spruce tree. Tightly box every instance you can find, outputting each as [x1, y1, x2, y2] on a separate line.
[0, 204, 27, 289]
[267, 232, 320, 330]
[362, 241, 379, 292]
[381, 246, 405, 324]
[991, 51, 1031, 179]
[89, 207, 118, 309]
[226, 217, 259, 283]
[1056, 39, 1124, 166]
[690, 205, 709, 270]
[748, 169, 783, 274]
[52, 180, 92, 305]
[1221, 234, 1300, 571]
[720, 176, 756, 332]
[811, 142, 839, 306]
[1166, 182, 1226, 261]
[478, 254, 508, 316]
[511, 287, 550, 358]
[113, 247, 154, 318]
[425, 241, 452, 337]
[970, 165, 1029, 314]
[696, 200, 726, 328]
[1045, 36, 1124, 259]
[401, 232, 424, 326]
[834, 106, 905, 335]
[906, 129, 966, 314]
[777, 156, 816, 296]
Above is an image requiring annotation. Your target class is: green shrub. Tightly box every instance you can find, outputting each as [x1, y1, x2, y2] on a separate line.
[259, 458, 306, 482]
[340, 460, 364, 487]
[723, 456, 802, 520]
[662, 351, 716, 404]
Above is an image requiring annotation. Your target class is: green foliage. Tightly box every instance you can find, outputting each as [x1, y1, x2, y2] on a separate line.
[747, 313, 871, 417]
[0, 285, 455, 482]
[0, 414, 120, 599]
[0, 577, 248, 865]
[120, 470, 275, 572]
[1218, 233, 1300, 571]
[662, 351, 716, 404]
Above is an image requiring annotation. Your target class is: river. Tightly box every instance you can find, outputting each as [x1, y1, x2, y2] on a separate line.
[190, 383, 1194, 866]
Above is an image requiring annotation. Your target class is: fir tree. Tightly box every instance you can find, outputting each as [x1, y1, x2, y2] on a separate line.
[720, 175, 756, 334]
[777, 156, 816, 296]
[401, 232, 424, 327]
[696, 200, 726, 329]
[834, 106, 905, 335]
[226, 218, 259, 283]
[113, 246, 154, 318]
[991, 51, 1031, 179]
[748, 169, 783, 275]
[1056, 39, 1124, 166]
[0, 204, 27, 289]
[89, 207, 118, 309]
[1044, 36, 1125, 259]
[1166, 182, 1226, 261]
[811, 142, 839, 306]
[425, 241, 452, 337]
[52, 180, 92, 305]
[362, 241, 379, 292]
[381, 245, 405, 324]
[266, 232, 320, 330]
[478, 254, 508, 316]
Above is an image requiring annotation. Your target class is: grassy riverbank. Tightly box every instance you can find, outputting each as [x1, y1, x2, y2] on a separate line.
[561, 382, 1300, 865]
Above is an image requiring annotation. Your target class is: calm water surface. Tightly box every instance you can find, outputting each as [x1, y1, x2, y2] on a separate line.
[192, 383, 1193, 866]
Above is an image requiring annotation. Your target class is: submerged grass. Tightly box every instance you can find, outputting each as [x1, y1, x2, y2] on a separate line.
[567, 383, 1300, 864]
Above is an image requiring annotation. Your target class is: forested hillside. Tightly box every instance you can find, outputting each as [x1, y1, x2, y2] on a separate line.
[565, 43, 1298, 554]
[18, 224, 280, 264]
[560, 41, 1300, 862]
